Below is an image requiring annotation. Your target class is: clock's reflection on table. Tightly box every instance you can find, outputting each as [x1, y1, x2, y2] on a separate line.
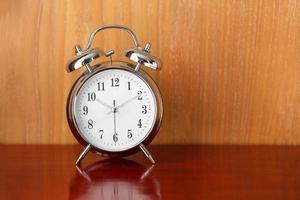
[1, 145, 300, 200]
[70, 159, 161, 200]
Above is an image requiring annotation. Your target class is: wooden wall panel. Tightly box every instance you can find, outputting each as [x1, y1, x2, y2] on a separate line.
[0, 0, 299, 144]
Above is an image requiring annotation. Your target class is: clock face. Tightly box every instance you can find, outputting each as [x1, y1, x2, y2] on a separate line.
[73, 68, 157, 152]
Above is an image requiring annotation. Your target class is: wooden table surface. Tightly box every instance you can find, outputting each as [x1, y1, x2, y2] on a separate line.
[0, 145, 299, 199]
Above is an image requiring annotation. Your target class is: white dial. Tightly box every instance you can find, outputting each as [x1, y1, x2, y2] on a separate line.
[73, 69, 157, 152]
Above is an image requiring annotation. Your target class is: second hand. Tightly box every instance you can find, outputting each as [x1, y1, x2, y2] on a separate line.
[113, 100, 118, 143]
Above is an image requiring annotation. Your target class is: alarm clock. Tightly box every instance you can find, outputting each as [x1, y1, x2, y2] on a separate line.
[66, 25, 163, 165]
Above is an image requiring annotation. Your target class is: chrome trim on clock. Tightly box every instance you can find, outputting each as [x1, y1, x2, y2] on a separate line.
[82, 25, 140, 51]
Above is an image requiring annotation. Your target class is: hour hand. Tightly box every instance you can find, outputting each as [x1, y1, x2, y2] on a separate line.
[96, 99, 113, 110]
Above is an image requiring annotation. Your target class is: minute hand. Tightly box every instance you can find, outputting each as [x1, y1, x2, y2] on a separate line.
[116, 94, 141, 110]
[107, 94, 141, 114]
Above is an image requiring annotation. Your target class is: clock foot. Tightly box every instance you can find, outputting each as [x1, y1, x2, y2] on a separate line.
[76, 144, 91, 165]
[139, 144, 155, 164]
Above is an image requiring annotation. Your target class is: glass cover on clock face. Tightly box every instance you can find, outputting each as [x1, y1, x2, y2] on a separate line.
[73, 69, 157, 152]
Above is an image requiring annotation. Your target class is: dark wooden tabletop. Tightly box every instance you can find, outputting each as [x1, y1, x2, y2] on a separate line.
[0, 145, 299, 200]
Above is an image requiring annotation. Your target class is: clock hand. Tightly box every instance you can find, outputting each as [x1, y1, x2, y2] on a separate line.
[116, 93, 141, 109]
[112, 100, 118, 143]
[96, 99, 113, 110]
[106, 93, 142, 114]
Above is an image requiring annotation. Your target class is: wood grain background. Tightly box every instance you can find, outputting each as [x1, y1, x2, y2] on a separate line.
[0, 0, 299, 144]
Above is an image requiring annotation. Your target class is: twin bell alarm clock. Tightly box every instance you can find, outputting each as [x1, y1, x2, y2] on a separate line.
[66, 25, 163, 165]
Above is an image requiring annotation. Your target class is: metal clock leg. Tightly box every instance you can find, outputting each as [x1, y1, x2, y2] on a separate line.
[139, 144, 155, 164]
[76, 144, 91, 165]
